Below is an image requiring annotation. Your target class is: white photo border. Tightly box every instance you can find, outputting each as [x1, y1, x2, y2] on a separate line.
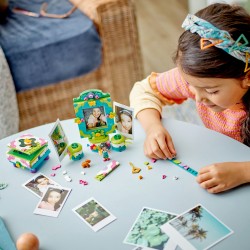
[161, 204, 233, 250]
[124, 207, 177, 250]
[113, 102, 134, 139]
[48, 119, 69, 161]
[22, 172, 61, 198]
[34, 186, 71, 218]
[72, 197, 116, 232]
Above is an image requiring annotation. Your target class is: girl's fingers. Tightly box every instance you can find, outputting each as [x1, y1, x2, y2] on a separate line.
[196, 172, 212, 183]
[198, 166, 211, 175]
[207, 185, 223, 194]
[199, 179, 217, 190]
[144, 139, 167, 159]
[165, 136, 176, 156]
[155, 134, 175, 159]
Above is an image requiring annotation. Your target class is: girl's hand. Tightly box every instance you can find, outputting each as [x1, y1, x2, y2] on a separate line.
[196, 162, 250, 193]
[144, 122, 176, 159]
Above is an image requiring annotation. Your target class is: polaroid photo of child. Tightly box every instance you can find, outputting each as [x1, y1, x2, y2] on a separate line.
[72, 197, 116, 232]
[113, 102, 134, 139]
[34, 186, 71, 217]
[83, 106, 107, 130]
[161, 204, 233, 250]
[48, 119, 69, 161]
[23, 173, 61, 198]
[124, 207, 177, 250]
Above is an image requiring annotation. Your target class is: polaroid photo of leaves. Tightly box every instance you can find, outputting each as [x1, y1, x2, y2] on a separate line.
[48, 119, 69, 161]
[124, 207, 177, 250]
[133, 246, 155, 250]
[161, 204, 233, 250]
[72, 197, 116, 232]
[113, 102, 134, 139]
[23, 173, 61, 198]
[34, 186, 71, 217]
[133, 242, 178, 250]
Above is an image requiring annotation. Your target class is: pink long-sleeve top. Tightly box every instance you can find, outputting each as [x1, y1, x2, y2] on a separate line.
[130, 67, 246, 143]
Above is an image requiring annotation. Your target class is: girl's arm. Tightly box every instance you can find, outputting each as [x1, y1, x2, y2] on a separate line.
[137, 108, 176, 159]
[196, 161, 250, 193]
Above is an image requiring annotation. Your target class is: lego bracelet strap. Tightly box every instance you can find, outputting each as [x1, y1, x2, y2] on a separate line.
[167, 158, 198, 177]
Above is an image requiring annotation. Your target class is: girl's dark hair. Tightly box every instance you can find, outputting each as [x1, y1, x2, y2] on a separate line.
[35, 175, 47, 183]
[173, 3, 250, 146]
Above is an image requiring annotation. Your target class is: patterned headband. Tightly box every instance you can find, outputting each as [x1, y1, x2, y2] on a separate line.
[182, 14, 250, 72]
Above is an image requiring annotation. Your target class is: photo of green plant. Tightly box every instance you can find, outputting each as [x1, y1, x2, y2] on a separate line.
[168, 204, 233, 250]
[75, 199, 110, 226]
[124, 207, 176, 250]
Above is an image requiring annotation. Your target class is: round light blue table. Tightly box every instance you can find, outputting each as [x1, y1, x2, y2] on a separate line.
[0, 119, 250, 250]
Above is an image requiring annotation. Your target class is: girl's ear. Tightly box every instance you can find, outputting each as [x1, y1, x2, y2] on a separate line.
[242, 71, 250, 88]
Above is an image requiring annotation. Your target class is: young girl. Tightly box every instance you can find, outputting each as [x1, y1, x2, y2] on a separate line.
[117, 109, 133, 134]
[130, 3, 250, 194]
[87, 107, 107, 128]
[35, 175, 55, 196]
[38, 188, 63, 211]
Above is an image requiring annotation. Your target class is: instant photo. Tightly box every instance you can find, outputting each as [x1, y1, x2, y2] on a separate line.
[34, 186, 71, 217]
[72, 197, 116, 232]
[161, 204, 233, 250]
[23, 173, 60, 197]
[113, 102, 134, 139]
[48, 119, 69, 161]
[124, 207, 177, 250]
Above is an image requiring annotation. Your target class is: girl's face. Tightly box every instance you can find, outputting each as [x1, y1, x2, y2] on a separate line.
[47, 191, 61, 205]
[121, 113, 132, 131]
[180, 70, 249, 112]
[37, 177, 49, 185]
[93, 108, 101, 118]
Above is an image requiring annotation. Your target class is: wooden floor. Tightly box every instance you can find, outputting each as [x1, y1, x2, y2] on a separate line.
[134, 0, 188, 76]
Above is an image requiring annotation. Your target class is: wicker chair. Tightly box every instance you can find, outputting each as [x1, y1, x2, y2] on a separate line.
[17, 0, 143, 131]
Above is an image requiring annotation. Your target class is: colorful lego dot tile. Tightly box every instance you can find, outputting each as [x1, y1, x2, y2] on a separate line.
[168, 158, 198, 177]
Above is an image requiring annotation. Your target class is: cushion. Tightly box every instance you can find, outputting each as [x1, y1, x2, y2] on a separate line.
[0, 0, 102, 92]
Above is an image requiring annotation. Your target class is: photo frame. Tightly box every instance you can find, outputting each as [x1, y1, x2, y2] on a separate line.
[48, 119, 69, 161]
[113, 102, 134, 139]
[73, 89, 116, 143]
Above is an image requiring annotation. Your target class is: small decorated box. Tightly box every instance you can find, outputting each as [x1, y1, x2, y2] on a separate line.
[6, 134, 50, 173]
